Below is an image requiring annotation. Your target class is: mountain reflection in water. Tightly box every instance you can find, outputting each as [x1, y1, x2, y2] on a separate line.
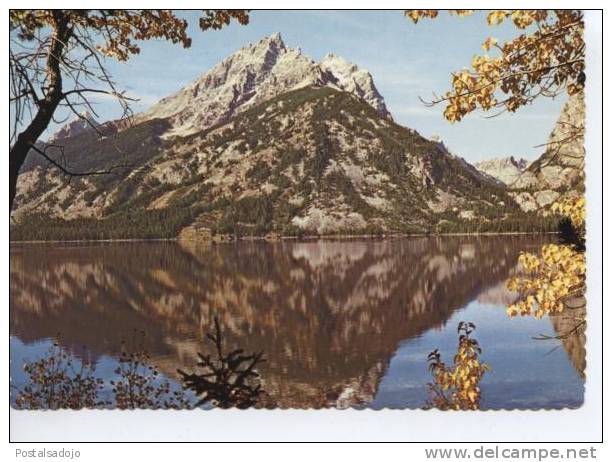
[10, 236, 584, 409]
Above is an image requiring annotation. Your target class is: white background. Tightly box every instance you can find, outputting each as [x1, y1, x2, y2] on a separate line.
[2, 0, 607, 457]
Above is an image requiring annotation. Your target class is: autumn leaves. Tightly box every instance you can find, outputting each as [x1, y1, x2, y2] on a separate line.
[507, 197, 586, 319]
[427, 322, 490, 411]
[405, 10, 585, 122]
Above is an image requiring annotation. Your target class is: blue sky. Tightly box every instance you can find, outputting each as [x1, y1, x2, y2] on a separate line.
[48, 10, 567, 163]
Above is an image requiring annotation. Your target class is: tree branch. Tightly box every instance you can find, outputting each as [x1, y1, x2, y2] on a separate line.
[28, 143, 129, 178]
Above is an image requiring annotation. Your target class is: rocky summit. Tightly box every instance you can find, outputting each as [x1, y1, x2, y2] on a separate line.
[48, 111, 100, 142]
[12, 33, 568, 241]
[475, 156, 529, 186]
[137, 32, 391, 137]
[508, 92, 585, 212]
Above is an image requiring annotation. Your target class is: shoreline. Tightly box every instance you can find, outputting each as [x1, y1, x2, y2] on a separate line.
[9, 231, 559, 245]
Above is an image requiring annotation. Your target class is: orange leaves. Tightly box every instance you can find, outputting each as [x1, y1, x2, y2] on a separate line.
[486, 10, 546, 28]
[406, 9, 475, 23]
[487, 10, 508, 26]
[506, 196, 586, 320]
[427, 322, 489, 410]
[405, 10, 585, 121]
[405, 10, 438, 23]
[510, 10, 548, 29]
[481, 37, 498, 52]
[552, 196, 586, 229]
[80, 10, 194, 61]
[441, 54, 502, 122]
[450, 10, 476, 18]
[11, 10, 250, 62]
[507, 243, 586, 318]
[200, 10, 250, 30]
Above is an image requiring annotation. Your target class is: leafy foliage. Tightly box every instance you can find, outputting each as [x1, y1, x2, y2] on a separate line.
[13, 319, 269, 410]
[111, 332, 191, 409]
[426, 322, 490, 410]
[14, 342, 106, 409]
[11, 10, 249, 62]
[14, 334, 191, 410]
[405, 10, 585, 121]
[506, 197, 586, 319]
[9, 9, 250, 211]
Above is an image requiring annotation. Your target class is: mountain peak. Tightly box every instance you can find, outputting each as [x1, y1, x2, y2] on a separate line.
[268, 31, 284, 44]
[251, 31, 286, 54]
[139, 34, 392, 136]
[48, 111, 100, 142]
[321, 53, 354, 69]
[16, 85, 511, 235]
[319, 54, 390, 119]
[474, 156, 529, 185]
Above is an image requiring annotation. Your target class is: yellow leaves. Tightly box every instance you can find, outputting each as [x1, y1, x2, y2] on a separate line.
[487, 10, 508, 26]
[552, 196, 586, 228]
[567, 83, 583, 95]
[518, 251, 541, 272]
[11, 10, 250, 63]
[405, 10, 438, 24]
[427, 323, 489, 410]
[507, 237, 586, 321]
[534, 308, 545, 319]
[510, 10, 548, 29]
[442, 55, 503, 122]
[443, 102, 461, 123]
[482, 37, 498, 51]
[406, 9, 584, 121]
[450, 10, 476, 18]
[452, 69, 477, 94]
[200, 10, 250, 30]
[405, 9, 476, 24]
[510, 10, 534, 29]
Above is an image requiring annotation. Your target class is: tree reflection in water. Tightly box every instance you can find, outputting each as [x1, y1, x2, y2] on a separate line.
[12, 236, 577, 409]
[14, 321, 267, 410]
[178, 317, 266, 409]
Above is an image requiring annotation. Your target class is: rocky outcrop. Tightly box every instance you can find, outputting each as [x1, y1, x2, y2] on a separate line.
[474, 156, 529, 185]
[550, 305, 586, 379]
[138, 32, 391, 137]
[13, 33, 522, 238]
[48, 111, 100, 142]
[508, 92, 585, 212]
[13, 85, 511, 237]
[319, 53, 391, 119]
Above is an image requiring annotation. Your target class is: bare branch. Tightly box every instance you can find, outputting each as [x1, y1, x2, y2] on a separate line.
[28, 143, 130, 178]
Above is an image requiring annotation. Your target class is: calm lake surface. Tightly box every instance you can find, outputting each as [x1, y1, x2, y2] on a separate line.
[9, 236, 585, 409]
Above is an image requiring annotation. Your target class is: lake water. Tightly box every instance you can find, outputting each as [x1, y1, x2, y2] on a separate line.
[9, 236, 585, 409]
